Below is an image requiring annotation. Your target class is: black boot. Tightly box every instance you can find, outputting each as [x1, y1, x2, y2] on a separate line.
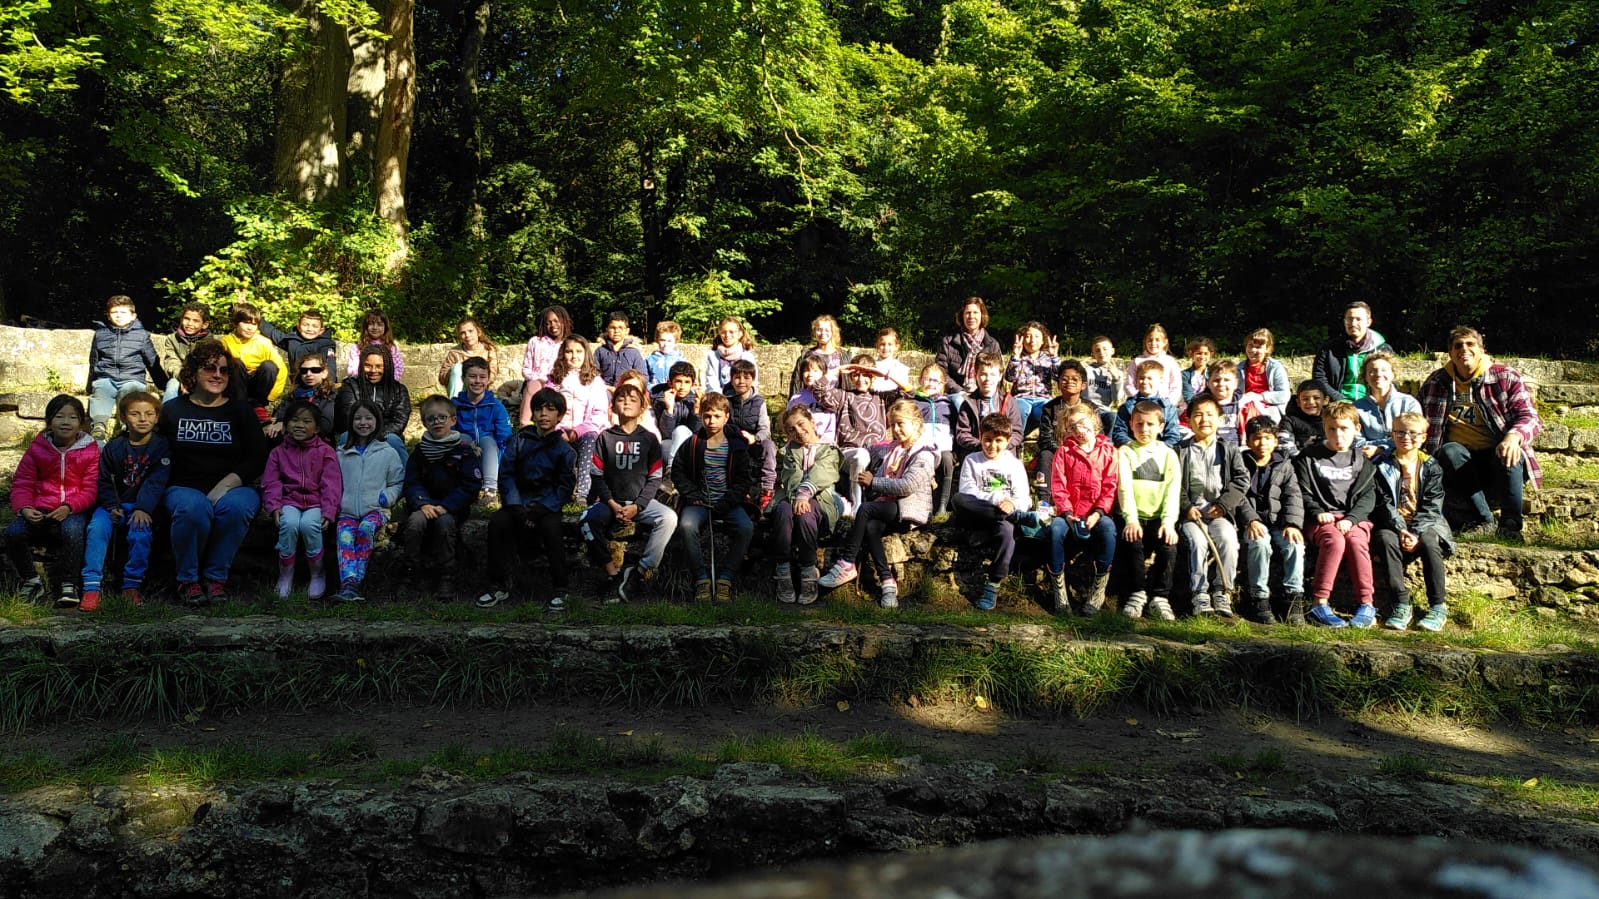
[1248, 593, 1277, 625]
[1284, 593, 1306, 626]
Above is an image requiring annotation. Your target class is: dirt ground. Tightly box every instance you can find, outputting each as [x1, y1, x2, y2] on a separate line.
[8, 695, 1599, 791]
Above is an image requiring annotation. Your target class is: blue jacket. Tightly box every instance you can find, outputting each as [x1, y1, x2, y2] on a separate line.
[88, 319, 160, 386]
[499, 425, 576, 514]
[403, 442, 482, 518]
[96, 434, 172, 514]
[595, 341, 647, 385]
[1111, 394, 1182, 449]
[454, 390, 513, 446]
[644, 349, 686, 390]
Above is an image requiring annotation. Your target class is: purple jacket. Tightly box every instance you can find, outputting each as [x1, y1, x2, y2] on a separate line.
[1418, 361, 1542, 489]
[263, 435, 343, 520]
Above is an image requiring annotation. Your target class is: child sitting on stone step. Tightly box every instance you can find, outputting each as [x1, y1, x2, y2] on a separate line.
[768, 405, 843, 605]
[1115, 401, 1181, 620]
[1239, 415, 1305, 625]
[584, 382, 678, 601]
[81, 391, 170, 610]
[953, 412, 1035, 612]
[818, 400, 937, 609]
[1372, 411, 1453, 632]
[672, 392, 757, 603]
[479, 388, 575, 611]
[402, 395, 483, 602]
[263, 399, 342, 600]
[1177, 394, 1249, 617]
[1295, 401, 1380, 628]
[333, 400, 405, 603]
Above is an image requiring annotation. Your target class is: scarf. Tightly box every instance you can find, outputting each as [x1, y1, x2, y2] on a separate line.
[959, 329, 986, 385]
[418, 431, 463, 462]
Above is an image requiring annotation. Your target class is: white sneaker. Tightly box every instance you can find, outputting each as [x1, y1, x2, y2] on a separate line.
[1121, 591, 1148, 619]
[1148, 596, 1177, 621]
[475, 589, 508, 609]
[817, 560, 857, 588]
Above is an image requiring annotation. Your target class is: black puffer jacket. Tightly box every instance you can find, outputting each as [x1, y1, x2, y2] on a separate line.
[335, 349, 411, 439]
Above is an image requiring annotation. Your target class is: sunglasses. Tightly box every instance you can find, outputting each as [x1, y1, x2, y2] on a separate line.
[300, 367, 324, 374]
[200, 363, 231, 375]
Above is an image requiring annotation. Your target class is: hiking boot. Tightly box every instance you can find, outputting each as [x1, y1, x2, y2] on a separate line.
[878, 578, 899, 609]
[1383, 603, 1413, 631]
[178, 581, 204, 607]
[476, 589, 509, 609]
[1047, 569, 1067, 615]
[121, 588, 143, 607]
[1416, 604, 1448, 632]
[774, 564, 796, 604]
[204, 581, 229, 605]
[1307, 602, 1347, 628]
[818, 560, 857, 589]
[1147, 596, 1176, 621]
[1211, 592, 1234, 618]
[617, 564, 654, 603]
[1246, 595, 1277, 625]
[797, 566, 820, 605]
[1350, 604, 1377, 629]
[1284, 593, 1307, 626]
[1190, 592, 1213, 615]
[55, 583, 80, 609]
[715, 578, 733, 603]
[976, 581, 999, 611]
[79, 589, 100, 612]
[1497, 523, 1525, 544]
[1076, 571, 1110, 617]
[694, 578, 713, 603]
[547, 595, 567, 613]
[1121, 590, 1148, 619]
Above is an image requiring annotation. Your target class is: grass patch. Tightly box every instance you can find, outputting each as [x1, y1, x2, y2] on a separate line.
[1538, 457, 1599, 488]
[1212, 748, 1287, 779]
[1376, 753, 1436, 780]
[1475, 775, 1599, 822]
[714, 727, 922, 780]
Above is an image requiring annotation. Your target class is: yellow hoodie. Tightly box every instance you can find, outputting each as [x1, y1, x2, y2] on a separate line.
[220, 332, 288, 401]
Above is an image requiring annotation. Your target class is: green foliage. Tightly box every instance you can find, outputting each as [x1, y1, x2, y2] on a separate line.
[160, 195, 403, 339]
[0, 1, 103, 103]
[662, 270, 785, 342]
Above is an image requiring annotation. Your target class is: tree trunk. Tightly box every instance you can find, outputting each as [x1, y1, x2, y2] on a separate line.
[374, 0, 416, 251]
[273, 0, 352, 201]
[456, 0, 490, 239]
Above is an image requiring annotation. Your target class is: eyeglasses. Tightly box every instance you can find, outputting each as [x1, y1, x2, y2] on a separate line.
[300, 367, 324, 374]
[200, 363, 230, 375]
[1393, 430, 1426, 439]
[422, 414, 453, 425]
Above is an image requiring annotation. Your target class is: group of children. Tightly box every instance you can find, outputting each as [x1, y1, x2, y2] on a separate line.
[10, 299, 1449, 631]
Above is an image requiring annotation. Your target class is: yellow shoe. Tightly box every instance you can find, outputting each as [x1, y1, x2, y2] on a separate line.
[694, 578, 712, 603]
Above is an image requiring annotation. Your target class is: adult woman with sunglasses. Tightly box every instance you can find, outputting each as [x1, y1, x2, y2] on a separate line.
[159, 338, 270, 605]
[264, 352, 337, 440]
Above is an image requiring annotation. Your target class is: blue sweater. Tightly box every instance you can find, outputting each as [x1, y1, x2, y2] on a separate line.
[453, 390, 513, 446]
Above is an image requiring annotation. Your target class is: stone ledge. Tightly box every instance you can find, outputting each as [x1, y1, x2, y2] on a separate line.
[0, 767, 1594, 897]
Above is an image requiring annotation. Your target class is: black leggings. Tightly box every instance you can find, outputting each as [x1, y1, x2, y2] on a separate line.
[840, 499, 906, 580]
[1117, 517, 1176, 597]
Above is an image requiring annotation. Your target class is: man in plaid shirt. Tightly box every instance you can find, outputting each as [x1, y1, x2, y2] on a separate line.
[1417, 326, 1541, 541]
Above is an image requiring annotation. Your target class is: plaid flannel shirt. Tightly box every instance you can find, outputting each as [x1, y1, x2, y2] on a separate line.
[1417, 361, 1542, 489]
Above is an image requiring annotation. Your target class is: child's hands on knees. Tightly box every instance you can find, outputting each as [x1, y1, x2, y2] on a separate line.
[1284, 526, 1303, 544]
[1158, 523, 1179, 545]
[1247, 520, 1267, 541]
[1123, 520, 1142, 543]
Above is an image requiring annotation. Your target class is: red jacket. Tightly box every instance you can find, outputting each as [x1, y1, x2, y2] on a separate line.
[1050, 433, 1117, 518]
[10, 431, 100, 515]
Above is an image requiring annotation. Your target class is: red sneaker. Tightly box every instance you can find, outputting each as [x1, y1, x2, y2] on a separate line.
[205, 581, 229, 604]
[178, 582, 204, 606]
[79, 590, 101, 612]
[122, 588, 144, 607]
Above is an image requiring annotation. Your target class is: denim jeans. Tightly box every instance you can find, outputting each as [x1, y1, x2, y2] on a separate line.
[1242, 525, 1305, 597]
[83, 504, 154, 592]
[581, 499, 678, 571]
[275, 506, 325, 559]
[90, 378, 149, 429]
[1049, 513, 1117, 575]
[675, 505, 754, 581]
[477, 434, 501, 491]
[163, 485, 261, 584]
[1181, 516, 1239, 596]
[1434, 441, 1525, 532]
[5, 513, 88, 587]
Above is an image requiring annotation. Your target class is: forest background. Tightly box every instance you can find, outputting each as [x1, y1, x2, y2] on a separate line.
[0, 0, 1594, 356]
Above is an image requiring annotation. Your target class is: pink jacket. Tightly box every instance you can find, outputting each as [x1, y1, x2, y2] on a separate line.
[10, 431, 99, 515]
[520, 335, 562, 386]
[262, 435, 342, 520]
[558, 372, 611, 438]
[1051, 433, 1118, 519]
